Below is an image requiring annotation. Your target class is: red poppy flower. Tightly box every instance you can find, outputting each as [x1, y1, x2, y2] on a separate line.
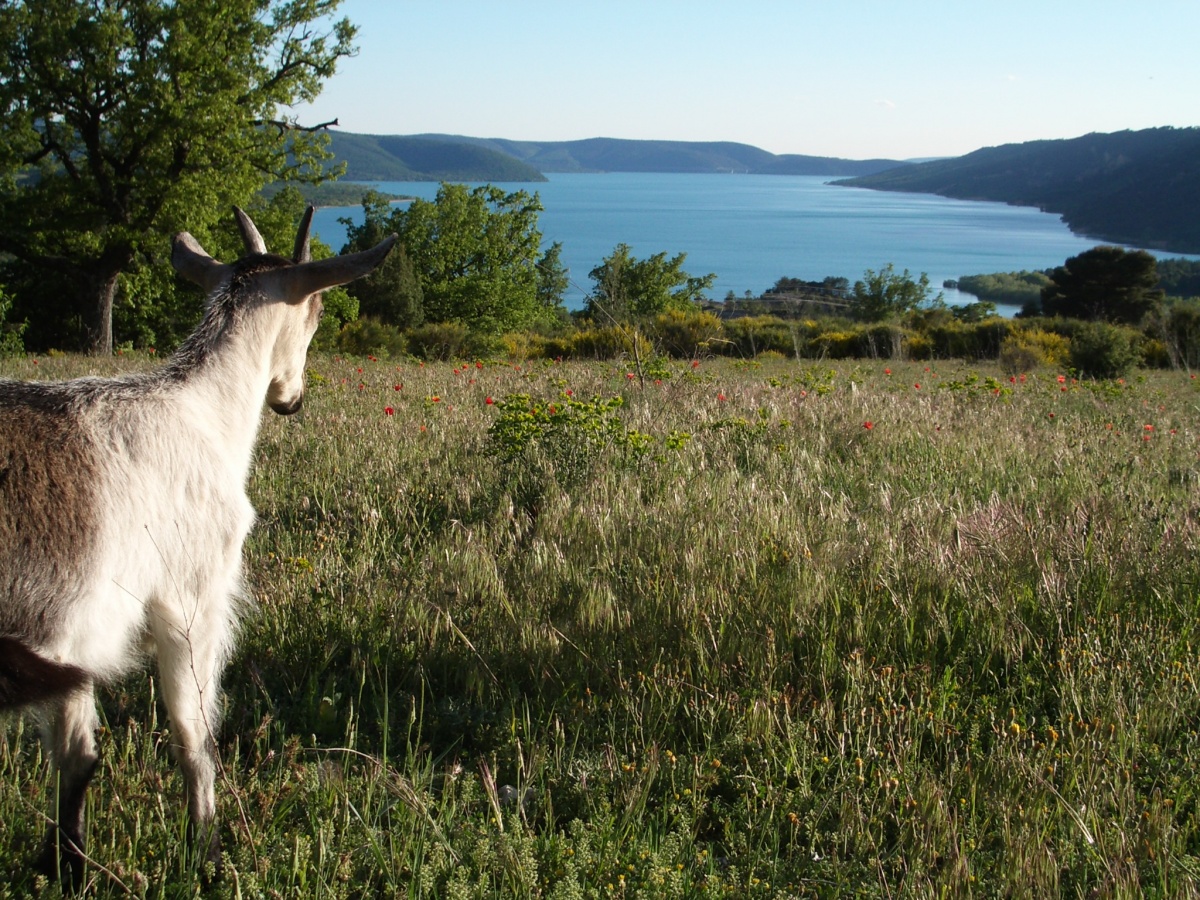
[717, 392, 727, 402]
[884, 368, 891, 375]
[863, 421, 874, 430]
[384, 406, 394, 416]
[485, 396, 495, 405]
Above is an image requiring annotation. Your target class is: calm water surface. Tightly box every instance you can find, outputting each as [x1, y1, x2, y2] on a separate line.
[311, 173, 1189, 310]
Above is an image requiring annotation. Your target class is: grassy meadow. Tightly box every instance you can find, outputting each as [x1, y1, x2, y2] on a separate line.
[2, 351, 1200, 897]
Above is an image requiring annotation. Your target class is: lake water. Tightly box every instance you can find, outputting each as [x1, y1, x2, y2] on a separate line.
[310, 173, 1192, 312]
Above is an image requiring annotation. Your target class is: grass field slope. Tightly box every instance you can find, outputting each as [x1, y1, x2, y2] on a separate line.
[2, 353, 1199, 896]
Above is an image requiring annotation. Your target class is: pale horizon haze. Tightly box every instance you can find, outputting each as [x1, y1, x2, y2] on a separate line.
[293, 0, 1200, 162]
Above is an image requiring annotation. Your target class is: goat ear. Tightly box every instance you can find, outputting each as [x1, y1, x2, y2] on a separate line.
[293, 206, 315, 263]
[272, 235, 397, 302]
[233, 207, 268, 255]
[172, 232, 230, 294]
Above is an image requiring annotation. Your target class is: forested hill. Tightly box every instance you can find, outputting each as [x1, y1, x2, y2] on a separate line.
[834, 127, 1200, 254]
[328, 133, 548, 182]
[328, 132, 906, 181]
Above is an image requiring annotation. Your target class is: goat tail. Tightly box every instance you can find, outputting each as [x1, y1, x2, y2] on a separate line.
[0, 637, 90, 711]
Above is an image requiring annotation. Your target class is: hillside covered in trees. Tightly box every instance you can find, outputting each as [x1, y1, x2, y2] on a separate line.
[327, 133, 907, 180]
[835, 127, 1200, 254]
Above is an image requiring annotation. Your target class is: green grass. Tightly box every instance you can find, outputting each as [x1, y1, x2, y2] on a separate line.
[3, 353, 1200, 897]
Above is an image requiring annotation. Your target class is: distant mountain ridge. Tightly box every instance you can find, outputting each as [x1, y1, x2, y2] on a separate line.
[327, 132, 906, 181]
[324, 127, 1200, 254]
[835, 127, 1200, 254]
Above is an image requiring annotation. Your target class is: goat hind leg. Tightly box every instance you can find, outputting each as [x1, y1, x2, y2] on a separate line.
[36, 684, 100, 891]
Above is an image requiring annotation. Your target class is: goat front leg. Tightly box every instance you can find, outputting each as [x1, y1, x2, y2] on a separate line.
[37, 683, 100, 892]
[154, 614, 228, 881]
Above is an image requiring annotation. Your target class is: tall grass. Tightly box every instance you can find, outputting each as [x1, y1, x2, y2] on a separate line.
[2, 353, 1200, 897]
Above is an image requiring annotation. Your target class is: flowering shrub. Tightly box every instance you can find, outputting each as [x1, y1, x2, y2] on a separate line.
[998, 328, 1070, 373]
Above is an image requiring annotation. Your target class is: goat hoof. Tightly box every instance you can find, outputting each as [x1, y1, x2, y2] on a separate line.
[191, 825, 223, 887]
[35, 829, 86, 893]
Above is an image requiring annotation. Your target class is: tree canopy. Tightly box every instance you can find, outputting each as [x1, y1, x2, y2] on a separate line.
[1040, 246, 1164, 324]
[584, 244, 715, 322]
[850, 264, 942, 322]
[0, 0, 356, 353]
[342, 184, 565, 334]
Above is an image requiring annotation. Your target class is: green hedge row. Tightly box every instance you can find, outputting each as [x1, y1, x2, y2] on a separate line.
[334, 304, 1200, 379]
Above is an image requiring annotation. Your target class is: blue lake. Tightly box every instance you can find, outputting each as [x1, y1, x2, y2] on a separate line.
[311, 173, 1194, 311]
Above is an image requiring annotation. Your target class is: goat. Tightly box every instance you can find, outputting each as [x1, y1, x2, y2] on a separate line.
[0, 207, 395, 887]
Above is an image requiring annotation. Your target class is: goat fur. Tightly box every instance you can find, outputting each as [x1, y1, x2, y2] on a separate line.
[0, 207, 394, 886]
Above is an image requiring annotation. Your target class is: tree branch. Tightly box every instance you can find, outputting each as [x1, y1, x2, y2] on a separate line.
[253, 117, 339, 134]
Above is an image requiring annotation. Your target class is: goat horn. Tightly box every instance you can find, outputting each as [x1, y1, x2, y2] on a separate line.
[273, 235, 397, 301]
[171, 232, 230, 294]
[293, 206, 315, 263]
[233, 207, 268, 255]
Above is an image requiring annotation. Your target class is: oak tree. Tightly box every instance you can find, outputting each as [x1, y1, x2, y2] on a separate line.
[0, 0, 355, 353]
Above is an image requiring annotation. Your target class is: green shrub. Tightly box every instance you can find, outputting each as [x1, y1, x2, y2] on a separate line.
[0, 288, 26, 357]
[1140, 337, 1171, 369]
[568, 325, 653, 361]
[406, 321, 470, 361]
[721, 316, 796, 358]
[1162, 300, 1200, 369]
[856, 323, 908, 359]
[650, 308, 724, 358]
[811, 328, 861, 359]
[334, 317, 407, 358]
[925, 318, 1013, 360]
[998, 328, 1070, 373]
[903, 332, 933, 359]
[1068, 321, 1143, 378]
[500, 331, 548, 360]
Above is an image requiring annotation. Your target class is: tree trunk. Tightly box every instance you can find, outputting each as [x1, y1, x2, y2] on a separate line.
[85, 270, 120, 356]
[83, 248, 132, 356]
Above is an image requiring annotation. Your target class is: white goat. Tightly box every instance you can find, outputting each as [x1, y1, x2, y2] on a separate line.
[0, 207, 395, 886]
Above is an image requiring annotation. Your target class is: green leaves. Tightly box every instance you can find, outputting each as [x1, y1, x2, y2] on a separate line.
[1041, 246, 1164, 324]
[585, 243, 716, 322]
[0, 0, 357, 351]
[344, 183, 560, 335]
[850, 263, 943, 322]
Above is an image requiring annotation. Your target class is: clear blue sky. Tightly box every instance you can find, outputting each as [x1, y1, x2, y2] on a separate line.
[293, 0, 1200, 161]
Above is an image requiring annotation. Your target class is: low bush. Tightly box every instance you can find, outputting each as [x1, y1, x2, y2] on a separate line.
[406, 321, 471, 361]
[335, 317, 407, 359]
[719, 316, 797, 358]
[1068, 321, 1143, 378]
[998, 328, 1070, 372]
[567, 325, 653, 361]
